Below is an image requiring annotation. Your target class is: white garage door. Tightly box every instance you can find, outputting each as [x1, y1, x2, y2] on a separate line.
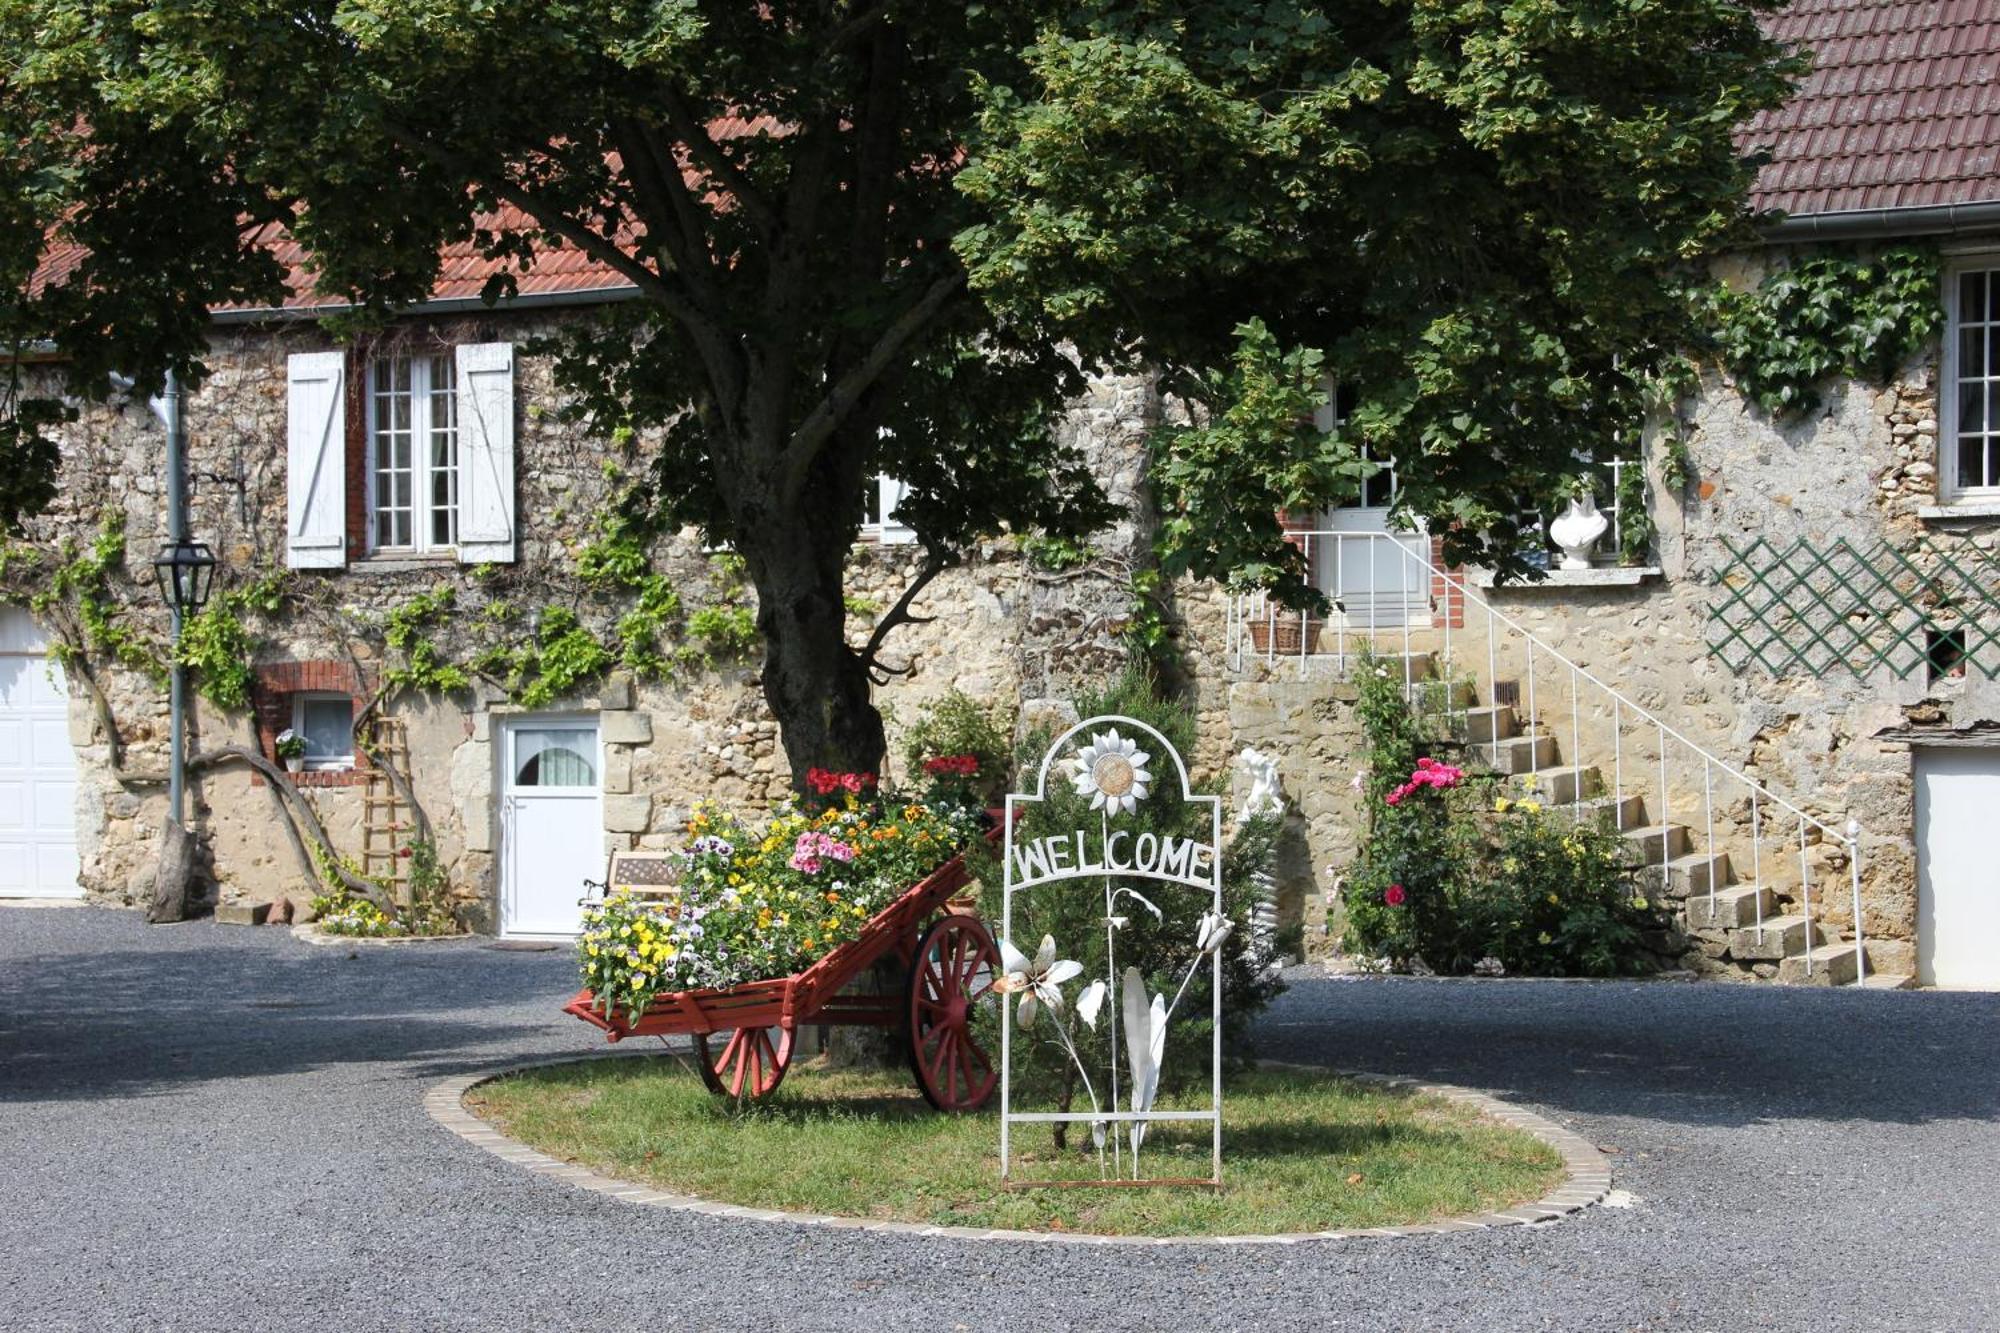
[0, 608, 81, 898]
[1916, 746, 2000, 989]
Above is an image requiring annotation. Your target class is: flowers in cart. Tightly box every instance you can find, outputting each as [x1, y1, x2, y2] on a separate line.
[578, 780, 981, 1022]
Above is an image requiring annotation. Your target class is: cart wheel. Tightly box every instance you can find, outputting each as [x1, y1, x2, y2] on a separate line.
[694, 1026, 793, 1100]
[907, 914, 1000, 1111]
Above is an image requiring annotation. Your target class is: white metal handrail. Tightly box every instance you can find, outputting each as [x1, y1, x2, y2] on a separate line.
[1226, 530, 1867, 982]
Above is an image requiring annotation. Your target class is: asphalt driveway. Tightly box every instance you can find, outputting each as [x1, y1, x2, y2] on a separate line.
[3, 904, 1995, 1333]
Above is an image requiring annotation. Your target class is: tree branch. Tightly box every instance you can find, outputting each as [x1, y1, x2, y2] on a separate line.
[782, 269, 966, 497]
[660, 88, 778, 238]
[854, 548, 949, 681]
[184, 745, 393, 911]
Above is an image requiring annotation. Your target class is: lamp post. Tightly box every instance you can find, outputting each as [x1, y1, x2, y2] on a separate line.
[150, 535, 216, 825]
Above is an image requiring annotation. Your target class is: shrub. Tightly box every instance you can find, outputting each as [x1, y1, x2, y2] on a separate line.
[900, 688, 1012, 809]
[1341, 657, 1667, 977]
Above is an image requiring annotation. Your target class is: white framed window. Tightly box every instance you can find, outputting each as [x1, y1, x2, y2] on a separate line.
[860, 473, 915, 544]
[1944, 262, 2000, 501]
[368, 353, 460, 553]
[291, 693, 355, 772]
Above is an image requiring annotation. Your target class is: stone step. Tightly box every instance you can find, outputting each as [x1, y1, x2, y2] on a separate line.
[1777, 940, 1862, 986]
[1556, 792, 1647, 828]
[1519, 765, 1603, 806]
[1474, 734, 1560, 775]
[1462, 705, 1518, 743]
[1623, 823, 1691, 863]
[1857, 971, 1917, 991]
[1683, 884, 1777, 932]
[1642, 850, 1731, 899]
[1727, 913, 1823, 961]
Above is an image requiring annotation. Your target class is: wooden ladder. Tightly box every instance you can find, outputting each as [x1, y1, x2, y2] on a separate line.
[361, 716, 410, 910]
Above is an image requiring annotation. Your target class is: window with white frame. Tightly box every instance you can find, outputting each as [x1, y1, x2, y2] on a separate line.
[1948, 264, 2000, 500]
[860, 473, 915, 544]
[369, 353, 460, 552]
[291, 693, 355, 771]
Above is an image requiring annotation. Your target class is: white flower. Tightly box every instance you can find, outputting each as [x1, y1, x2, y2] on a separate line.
[1069, 729, 1153, 818]
[994, 934, 1083, 1029]
[1075, 979, 1107, 1029]
[1195, 912, 1234, 955]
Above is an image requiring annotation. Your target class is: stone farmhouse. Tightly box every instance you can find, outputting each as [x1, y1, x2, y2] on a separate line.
[2, 0, 1995, 989]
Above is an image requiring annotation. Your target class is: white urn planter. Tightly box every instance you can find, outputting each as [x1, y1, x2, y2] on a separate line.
[284, 756, 304, 775]
[1549, 494, 1609, 571]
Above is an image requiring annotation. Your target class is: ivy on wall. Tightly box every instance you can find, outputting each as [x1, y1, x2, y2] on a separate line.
[1710, 244, 1943, 420]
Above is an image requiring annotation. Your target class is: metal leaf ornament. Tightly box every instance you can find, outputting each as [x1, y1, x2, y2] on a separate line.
[1120, 966, 1167, 1159]
[1070, 729, 1153, 818]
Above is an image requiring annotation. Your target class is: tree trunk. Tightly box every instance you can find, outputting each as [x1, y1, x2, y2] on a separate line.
[739, 469, 888, 788]
[148, 818, 196, 924]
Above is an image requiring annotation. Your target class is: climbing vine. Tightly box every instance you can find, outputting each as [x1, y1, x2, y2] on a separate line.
[1711, 244, 1942, 420]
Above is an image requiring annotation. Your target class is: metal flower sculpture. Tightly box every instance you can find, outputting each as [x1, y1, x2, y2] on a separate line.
[1069, 729, 1152, 818]
[994, 933, 1083, 1029]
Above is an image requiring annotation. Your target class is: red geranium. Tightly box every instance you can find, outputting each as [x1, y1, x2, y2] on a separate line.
[1384, 883, 1406, 906]
[922, 754, 980, 777]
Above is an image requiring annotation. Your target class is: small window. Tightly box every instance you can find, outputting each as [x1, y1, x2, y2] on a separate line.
[512, 727, 596, 788]
[292, 693, 355, 771]
[860, 473, 914, 544]
[1946, 266, 2000, 500]
[369, 352, 459, 553]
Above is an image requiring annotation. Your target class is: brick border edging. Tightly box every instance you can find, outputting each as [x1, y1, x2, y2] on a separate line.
[423, 1051, 1610, 1246]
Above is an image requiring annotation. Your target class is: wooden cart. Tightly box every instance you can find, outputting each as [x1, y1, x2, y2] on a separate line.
[562, 854, 1002, 1110]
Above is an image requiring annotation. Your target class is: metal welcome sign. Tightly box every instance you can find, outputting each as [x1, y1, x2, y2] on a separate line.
[998, 715, 1226, 1187]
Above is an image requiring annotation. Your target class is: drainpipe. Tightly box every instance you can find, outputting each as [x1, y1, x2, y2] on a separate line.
[163, 368, 186, 826]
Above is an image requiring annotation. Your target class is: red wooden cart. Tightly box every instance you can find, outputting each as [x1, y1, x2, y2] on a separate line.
[562, 854, 1002, 1110]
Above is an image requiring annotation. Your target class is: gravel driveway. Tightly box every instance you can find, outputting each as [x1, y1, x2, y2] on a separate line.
[3, 903, 1996, 1333]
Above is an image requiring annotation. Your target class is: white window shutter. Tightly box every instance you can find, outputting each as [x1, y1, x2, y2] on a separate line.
[877, 474, 916, 545]
[285, 351, 347, 569]
[456, 342, 517, 564]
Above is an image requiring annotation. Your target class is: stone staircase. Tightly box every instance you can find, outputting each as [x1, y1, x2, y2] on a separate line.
[1388, 651, 1910, 989]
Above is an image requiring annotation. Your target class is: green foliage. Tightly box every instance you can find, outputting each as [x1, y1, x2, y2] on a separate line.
[3, 0, 1795, 775]
[490, 608, 615, 711]
[1616, 461, 1654, 567]
[1021, 533, 1092, 571]
[402, 837, 457, 935]
[900, 689, 1012, 807]
[1342, 668, 1666, 977]
[614, 575, 683, 677]
[177, 571, 287, 712]
[1714, 246, 1943, 419]
[685, 603, 756, 664]
[383, 586, 471, 694]
[26, 510, 165, 683]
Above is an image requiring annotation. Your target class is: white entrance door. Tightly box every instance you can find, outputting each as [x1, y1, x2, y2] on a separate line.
[1308, 390, 1428, 629]
[0, 609, 80, 898]
[500, 717, 602, 936]
[1916, 746, 2000, 989]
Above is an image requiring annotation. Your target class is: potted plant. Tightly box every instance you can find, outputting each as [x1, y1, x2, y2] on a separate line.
[1245, 612, 1313, 655]
[274, 728, 307, 774]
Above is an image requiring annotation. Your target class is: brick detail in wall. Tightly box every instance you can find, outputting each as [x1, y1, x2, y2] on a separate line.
[1430, 537, 1465, 631]
[343, 344, 369, 562]
[251, 659, 375, 789]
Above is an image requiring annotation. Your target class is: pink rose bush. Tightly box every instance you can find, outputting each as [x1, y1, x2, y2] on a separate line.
[1382, 757, 1465, 807]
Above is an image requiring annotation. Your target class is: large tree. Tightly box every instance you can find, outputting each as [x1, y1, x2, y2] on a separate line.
[1, 0, 1793, 782]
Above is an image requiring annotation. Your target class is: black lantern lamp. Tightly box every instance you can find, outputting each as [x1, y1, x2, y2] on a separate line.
[151, 536, 218, 617]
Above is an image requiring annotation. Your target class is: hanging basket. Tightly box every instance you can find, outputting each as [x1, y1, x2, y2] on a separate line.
[1246, 615, 1312, 655]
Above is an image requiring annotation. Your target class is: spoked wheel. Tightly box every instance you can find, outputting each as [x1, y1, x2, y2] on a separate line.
[694, 1026, 793, 1100]
[906, 914, 1001, 1111]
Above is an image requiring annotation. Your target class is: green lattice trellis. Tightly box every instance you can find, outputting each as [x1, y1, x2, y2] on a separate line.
[1708, 537, 2000, 680]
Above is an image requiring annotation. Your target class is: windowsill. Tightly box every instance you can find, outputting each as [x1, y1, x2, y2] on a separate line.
[1916, 500, 2000, 522]
[257, 766, 368, 789]
[349, 552, 458, 573]
[1467, 565, 1662, 589]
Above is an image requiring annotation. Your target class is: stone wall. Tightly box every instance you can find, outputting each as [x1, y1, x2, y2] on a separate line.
[16, 311, 1150, 927]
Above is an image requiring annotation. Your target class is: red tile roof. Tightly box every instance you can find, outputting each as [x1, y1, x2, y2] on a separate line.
[1744, 0, 2000, 217]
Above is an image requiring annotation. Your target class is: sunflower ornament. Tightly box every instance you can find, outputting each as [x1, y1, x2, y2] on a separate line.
[1069, 728, 1153, 818]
